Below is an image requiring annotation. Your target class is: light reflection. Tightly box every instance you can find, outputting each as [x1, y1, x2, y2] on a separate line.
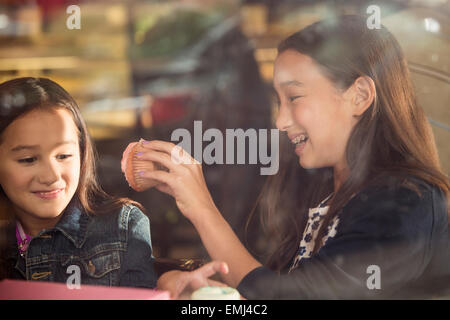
[424, 17, 440, 33]
[0, 14, 9, 29]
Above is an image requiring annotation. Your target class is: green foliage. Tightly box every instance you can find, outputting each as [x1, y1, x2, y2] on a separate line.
[133, 9, 223, 58]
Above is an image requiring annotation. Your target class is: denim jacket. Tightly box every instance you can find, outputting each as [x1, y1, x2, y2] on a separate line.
[2, 200, 157, 288]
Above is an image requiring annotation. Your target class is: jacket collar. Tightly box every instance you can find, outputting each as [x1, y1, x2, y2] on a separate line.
[54, 198, 89, 249]
[2, 199, 89, 267]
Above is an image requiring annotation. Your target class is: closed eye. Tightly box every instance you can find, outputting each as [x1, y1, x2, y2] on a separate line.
[57, 154, 72, 160]
[289, 96, 303, 102]
[18, 157, 36, 164]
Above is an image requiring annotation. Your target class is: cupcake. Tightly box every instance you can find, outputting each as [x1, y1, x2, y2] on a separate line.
[191, 286, 241, 300]
[121, 139, 161, 192]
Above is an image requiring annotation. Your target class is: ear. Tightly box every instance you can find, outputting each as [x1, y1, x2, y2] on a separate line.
[351, 76, 376, 117]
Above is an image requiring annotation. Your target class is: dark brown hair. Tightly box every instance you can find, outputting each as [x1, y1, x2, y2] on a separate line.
[249, 15, 450, 272]
[0, 77, 144, 218]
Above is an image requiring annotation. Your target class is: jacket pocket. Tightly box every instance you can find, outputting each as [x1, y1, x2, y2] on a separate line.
[80, 250, 121, 279]
[62, 246, 123, 286]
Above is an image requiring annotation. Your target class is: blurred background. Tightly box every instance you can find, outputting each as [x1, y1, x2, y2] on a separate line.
[0, 0, 448, 262]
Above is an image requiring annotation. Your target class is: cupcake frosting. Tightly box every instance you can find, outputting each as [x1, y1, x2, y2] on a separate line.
[191, 286, 240, 300]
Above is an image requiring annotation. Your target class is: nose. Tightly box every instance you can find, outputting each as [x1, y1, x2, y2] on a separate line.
[37, 160, 60, 185]
[275, 103, 293, 132]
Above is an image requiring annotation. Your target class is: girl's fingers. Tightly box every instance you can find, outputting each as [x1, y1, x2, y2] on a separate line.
[139, 170, 173, 187]
[196, 261, 229, 279]
[173, 274, 191, 299]
[159, 263, 230, 299]
[141, 139, 176, 154]
[188, 261, 229, 291]
[157, 270, 189, 300]
[136, 149, 177, 172]
[142, 140, 199, 165]
[154, 183, 174, 197]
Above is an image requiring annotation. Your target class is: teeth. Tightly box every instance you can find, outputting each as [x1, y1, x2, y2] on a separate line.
[292, 134, 308, 145]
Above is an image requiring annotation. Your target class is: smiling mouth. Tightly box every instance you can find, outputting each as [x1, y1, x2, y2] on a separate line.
[291, 134, 309, 146]
[32, 189, 64, 199]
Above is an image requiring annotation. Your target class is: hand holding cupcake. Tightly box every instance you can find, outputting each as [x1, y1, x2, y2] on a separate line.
[121, 139, 219, 224]
[121, 139, 162, 192]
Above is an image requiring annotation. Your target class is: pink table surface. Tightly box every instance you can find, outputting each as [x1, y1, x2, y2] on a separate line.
[0, 279, 170, 300]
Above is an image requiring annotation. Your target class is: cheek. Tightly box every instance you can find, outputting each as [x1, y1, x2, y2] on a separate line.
[291, 104, 311, 127]
[0, 162, 32, 193]
[64, 156, 81, 190]
[319, 117, 354, 162]
[306, 104, 351, 156]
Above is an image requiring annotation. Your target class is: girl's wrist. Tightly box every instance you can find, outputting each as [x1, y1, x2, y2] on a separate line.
[190, 205, 223, 231]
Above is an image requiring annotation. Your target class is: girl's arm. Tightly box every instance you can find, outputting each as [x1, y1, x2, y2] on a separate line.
[191, 205, 262, 287]
[137, 140, 262, 287]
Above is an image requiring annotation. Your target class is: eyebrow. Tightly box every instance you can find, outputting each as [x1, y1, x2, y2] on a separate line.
[11, 140, 77, 152]
[280, 80, 304, 87]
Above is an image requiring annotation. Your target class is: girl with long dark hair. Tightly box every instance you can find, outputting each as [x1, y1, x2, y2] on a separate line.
[138, 15, 449, 299]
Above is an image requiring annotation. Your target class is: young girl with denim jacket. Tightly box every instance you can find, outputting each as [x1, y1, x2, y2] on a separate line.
[0, 77, 157, 288]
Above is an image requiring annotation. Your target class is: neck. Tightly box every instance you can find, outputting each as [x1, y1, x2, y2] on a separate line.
[14, 210, 61, 237]
[333, 162, 349, 194]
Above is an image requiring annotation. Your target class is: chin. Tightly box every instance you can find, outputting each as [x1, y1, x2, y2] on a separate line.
[32, 209, 64, 220]
[298, 157, 314, 169]
[30, 202, 68, 220]
[299, 158, 325, 172]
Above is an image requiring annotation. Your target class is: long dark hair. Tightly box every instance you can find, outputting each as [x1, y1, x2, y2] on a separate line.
[0, 77, 144, 219]
[249, 15, 450, 272]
